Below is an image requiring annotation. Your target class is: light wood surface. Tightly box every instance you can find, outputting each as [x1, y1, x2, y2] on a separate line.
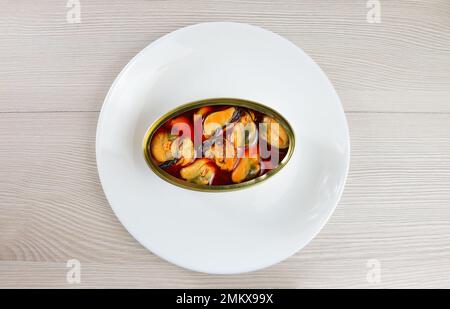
[1, 0, 449, 288]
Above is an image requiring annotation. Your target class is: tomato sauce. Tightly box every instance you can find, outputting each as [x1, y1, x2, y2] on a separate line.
[147, 105, 289, 186]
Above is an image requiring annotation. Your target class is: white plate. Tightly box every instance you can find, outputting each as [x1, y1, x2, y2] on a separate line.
[96, 22, 350, 274]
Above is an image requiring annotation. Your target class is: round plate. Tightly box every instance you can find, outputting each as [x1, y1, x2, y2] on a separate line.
[96, 22, 350, 274]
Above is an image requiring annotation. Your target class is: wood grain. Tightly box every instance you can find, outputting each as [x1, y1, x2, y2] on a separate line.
[0, 112, 449, 288]
[0, 0, 449, 112]
[1, 0, 450, 288]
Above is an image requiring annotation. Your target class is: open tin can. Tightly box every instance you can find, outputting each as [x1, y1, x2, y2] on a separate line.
[143, 98, 295, 192]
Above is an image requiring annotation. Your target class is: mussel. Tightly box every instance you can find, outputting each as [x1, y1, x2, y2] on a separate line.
[231, 157, 261, 183]
[230, 111, 257, 148]
[170, 137, 195, 166]
[195, 106, 214, 117]
[203, 107, 240, 137]
[180, 159, 216, 185]
[150, 131, 194, 168]
[150, 131, 175, 164]
[204, 139, 237, 171]
[259, 116, 289, 149]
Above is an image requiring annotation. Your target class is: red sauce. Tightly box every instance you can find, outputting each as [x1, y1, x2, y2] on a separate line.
[147, 105, 289, 186]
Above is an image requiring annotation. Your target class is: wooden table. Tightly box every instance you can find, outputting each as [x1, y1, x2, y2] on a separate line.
[1, 0, 449, 288]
